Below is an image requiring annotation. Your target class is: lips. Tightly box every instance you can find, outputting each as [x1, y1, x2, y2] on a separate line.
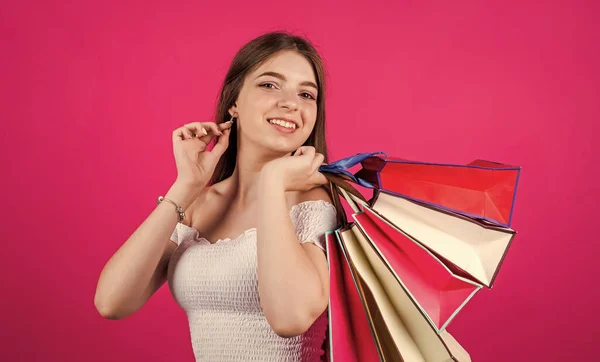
[266, 117, 300, 131]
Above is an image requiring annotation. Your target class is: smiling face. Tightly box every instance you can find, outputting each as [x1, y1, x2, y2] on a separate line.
[229, 50, 319, 155]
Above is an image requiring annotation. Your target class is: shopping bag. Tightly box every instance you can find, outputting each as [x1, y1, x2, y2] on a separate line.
[325, 180, 474, 361]
[355, 205, 482, 331]
[322, 157, 518, 288]
[322, 153, 522, 361]
[339, 186, 484, 331]
[326, 231, 382, 361]
[320, 152, 521, 228]
[329, 223, 471, 362]
[368, 191, 516, 288]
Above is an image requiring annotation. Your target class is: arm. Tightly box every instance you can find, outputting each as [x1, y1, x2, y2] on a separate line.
[256, 170, 335, 338]
[94, 181, 202, 320]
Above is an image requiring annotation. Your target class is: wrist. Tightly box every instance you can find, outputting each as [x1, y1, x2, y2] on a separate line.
[165, 181, 204, 211]
[174, 177, 207, 190]
[259, 166, 285, 192]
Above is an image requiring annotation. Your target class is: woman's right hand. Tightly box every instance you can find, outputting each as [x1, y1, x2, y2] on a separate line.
[172, 120, 233, 187]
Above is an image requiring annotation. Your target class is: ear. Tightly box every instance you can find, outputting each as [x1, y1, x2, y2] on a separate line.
[228, 103, 238, 117]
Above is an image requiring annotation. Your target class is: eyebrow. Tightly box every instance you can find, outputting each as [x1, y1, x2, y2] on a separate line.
[255, 71, 318, 90]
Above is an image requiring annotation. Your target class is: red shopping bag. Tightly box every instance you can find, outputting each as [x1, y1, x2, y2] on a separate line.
[325, 230, 381, 361]
[328, 223, 471, 361]
[367, 191, 516, 288]
[354, 206, 482, 332]
[320, 152, 521, 228]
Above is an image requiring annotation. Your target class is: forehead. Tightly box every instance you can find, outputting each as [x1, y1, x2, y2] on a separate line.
[251, 50, 317, 83]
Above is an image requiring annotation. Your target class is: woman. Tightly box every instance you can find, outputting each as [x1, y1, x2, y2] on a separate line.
[95, 31, 342, 361]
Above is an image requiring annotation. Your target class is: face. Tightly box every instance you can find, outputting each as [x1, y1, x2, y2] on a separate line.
[230, 50, 319, 154]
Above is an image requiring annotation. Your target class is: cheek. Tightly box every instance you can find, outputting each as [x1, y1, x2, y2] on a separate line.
[246, 89, 277, 108]
[302, 104, 318, 124]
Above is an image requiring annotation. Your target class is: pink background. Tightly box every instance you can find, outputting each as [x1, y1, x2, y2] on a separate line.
[1, 1, 598, 361]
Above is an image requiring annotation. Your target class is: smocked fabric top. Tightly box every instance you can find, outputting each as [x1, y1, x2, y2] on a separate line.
[167, 200, 338, 361]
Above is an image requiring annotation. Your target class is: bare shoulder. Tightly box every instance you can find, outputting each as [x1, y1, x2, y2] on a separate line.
[186, 179, 231, 225]
[183, 185, 213, 226]
[293, 185, 334, 205]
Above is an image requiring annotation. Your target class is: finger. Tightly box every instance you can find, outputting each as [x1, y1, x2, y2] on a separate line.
[182, 122, 224, 136]
[212, 121, 234, 141]
[193, 125, 208, 138]
[206, 122, 223, 135]
[178, 126, 195, 140]
[294, 146, 309, 156]
[183, 122, 205, 134]
[311, 153, 325, 171]
[311, 171, 329, 186]
[211, 128, 231, 156]
[180, 123, 204, 140]
[218, 120, 234, 131]
[172, 128, 186, 142]
[192, 122, 222, 144]
[297, 146, 315, 158]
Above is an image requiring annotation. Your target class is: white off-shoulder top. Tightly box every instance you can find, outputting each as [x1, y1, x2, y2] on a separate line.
[167, 200, 338, 362]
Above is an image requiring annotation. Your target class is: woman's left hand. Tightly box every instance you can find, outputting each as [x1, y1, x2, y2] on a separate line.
[262, 146, 328, 192]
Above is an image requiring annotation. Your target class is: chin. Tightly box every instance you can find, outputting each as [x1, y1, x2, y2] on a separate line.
[241, 124, 309, 155]
[263, 137, 304, 155]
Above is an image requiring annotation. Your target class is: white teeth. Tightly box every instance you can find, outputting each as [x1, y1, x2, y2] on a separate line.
[268, 119, 296, 129]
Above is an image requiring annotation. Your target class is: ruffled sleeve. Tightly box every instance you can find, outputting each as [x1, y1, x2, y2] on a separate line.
[170, 224, 180, 245]
[290, 200, 338, 252]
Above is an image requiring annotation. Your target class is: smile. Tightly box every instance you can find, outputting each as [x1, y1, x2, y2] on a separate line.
[267, 118, 298, 133]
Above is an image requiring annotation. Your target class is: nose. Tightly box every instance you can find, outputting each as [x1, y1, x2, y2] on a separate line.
[277, 90, 299, 112]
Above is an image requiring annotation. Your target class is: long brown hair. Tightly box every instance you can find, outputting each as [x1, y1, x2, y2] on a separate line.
[208, 31, 329, 184]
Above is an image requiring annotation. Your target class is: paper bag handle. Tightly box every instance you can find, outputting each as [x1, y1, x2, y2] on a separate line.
[319, 151, 387, 189]
[324, 173, 368, 226]
[337, 187, 361, 214]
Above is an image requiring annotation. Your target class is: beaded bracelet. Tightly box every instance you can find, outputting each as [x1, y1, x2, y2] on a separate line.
[157, 196, 185, 223]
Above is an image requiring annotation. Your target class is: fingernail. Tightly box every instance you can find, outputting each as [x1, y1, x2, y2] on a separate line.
[202, 128, 208, 135]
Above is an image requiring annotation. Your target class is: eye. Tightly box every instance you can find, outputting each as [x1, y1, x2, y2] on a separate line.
[300, 92, 316, 100]
[259, 82, 277, 89]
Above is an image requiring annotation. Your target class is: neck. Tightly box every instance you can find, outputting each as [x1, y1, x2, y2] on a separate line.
[228, 145, 290, 207]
